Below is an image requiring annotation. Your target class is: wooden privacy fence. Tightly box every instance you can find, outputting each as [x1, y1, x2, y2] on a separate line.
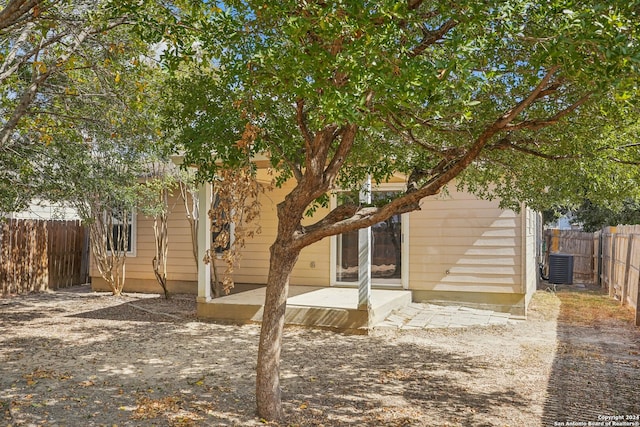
[546, 226, 640, 325]
[0, 219, 89, 296]
[544, 229, 595, 283]
[598, 225, 640, 326]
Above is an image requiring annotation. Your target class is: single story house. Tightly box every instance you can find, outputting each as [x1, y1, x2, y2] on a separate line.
[91, 166, 542, 319]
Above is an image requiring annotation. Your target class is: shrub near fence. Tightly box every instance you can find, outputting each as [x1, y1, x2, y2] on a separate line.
[0, 219, 89, 296]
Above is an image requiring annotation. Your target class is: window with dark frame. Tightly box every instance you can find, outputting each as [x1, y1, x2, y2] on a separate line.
[107, 208, 135, 255]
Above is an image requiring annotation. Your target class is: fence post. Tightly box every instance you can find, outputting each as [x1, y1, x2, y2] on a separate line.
[636, 278, 640, 327]
[597, 232, 603, 287]
[609, 227, 617, 297]
[551, 228, 560, 252]
[622, 233, 634, 306]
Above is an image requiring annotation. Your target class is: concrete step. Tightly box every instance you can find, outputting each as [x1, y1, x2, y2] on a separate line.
[197, 286, 412, 332]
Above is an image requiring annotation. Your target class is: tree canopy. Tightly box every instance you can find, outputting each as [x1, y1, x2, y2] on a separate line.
[149, 0, 640, 420]
[164, 1, 640, 213]
[4, 0, 640, 422]
[0, 0, 162, 213]
[571, 199, 640, 232]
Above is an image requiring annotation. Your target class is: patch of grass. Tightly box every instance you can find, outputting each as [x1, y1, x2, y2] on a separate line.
[527, 291, 561, 321]
[556, 285, 635, 325]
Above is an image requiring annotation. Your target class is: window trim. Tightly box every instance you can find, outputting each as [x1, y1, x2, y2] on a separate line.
[106, 209, 137, 258]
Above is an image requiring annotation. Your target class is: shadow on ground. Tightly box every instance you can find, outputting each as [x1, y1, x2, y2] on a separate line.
[0, 285, 536, 426]
[280, 329, 528, 426]
[542, 285, 640, 426]
[70, 295, 197, 323]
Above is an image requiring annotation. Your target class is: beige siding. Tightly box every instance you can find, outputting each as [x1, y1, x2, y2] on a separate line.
[90, 190, 198, 286]
[408, 186, 524, 294]
[231, 170, 331, 286]
[90, 171, 537, 313]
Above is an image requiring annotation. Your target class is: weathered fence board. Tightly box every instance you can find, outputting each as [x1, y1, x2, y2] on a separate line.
[599, 225, 640, 326]
[47, 221, 89, 288]
[602, 229, 616, 296]
[626, 235, 640, 308]
[546, 226, 640, 325]
[593, 231, 601, 287]
[544, 229, 594, 283]
[0, 219, 89, 296]
[613, 232, 629, 300]
[0, 220, 48, 294]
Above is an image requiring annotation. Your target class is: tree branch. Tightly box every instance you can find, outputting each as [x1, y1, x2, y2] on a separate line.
[323, 123, 357, 187]
[407, 0, 425, 10]
[498, 66, 560, 125]
[305, 124, 338, 177]
[296, 99, 313, 153]
[0, 29, 72, 84]
[0, 20, 35, 83]
[268, 140, 303, 182]
[0, 0, 42, 32]
[505, 93, 591, 131]
[488, 138, 578, 160]
[608, 157, 640, 165]
[29, 110, 107, 125]
[294, 66, 570, 248]
[0, 24, 92, 149]
[409, 19, 457, 58]
[380, 113, 453, 156]
[613, 142, 640, 150]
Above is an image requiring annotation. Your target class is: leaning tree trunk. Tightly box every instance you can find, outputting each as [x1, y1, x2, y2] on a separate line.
[255, 238, 301, 421]
[254, 124, 355, 420]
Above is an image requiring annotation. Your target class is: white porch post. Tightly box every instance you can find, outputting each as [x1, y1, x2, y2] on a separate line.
[358, 176, 372, 311]
[197, 182, 212, 302]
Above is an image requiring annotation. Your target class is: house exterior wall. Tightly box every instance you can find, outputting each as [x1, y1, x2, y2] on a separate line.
[229, 169, 332, 286]
[90, 170, 332, 293]
[406, 186, 533, 315]
[90, 174, 538, 315]
[90, 190, 199, 294]
[8, 199, 80, 221]
[228, 180, 536, 315]
[524, 206, 541, 308]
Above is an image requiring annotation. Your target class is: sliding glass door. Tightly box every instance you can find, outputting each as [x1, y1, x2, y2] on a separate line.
[334, 191, 403, 286]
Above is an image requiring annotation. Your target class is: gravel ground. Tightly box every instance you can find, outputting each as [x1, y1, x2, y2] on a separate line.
[1, 284, 639, 426]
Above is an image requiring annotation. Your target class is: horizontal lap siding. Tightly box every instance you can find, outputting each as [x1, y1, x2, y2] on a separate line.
[90, 175, 529, 296]
[89, 175, 328, 286]
[408, 187, 523, 294]
[290, 242, 331, 285]
[90, 192, 197, 282]
[236, 179, 525, 291]
[133, 197, 197, 281]
[231, 173, 331, 286]
[229, 174, 279, 284]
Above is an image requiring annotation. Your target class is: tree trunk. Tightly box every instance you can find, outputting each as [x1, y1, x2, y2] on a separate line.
[255, 238, 301, 421]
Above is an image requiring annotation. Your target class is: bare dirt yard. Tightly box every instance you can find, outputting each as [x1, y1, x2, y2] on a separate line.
[1, 284, 639, 426]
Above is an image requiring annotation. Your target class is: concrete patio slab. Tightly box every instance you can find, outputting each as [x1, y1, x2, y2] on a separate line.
[196, 286, 412, 332]
[374, 302, 520, 330]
